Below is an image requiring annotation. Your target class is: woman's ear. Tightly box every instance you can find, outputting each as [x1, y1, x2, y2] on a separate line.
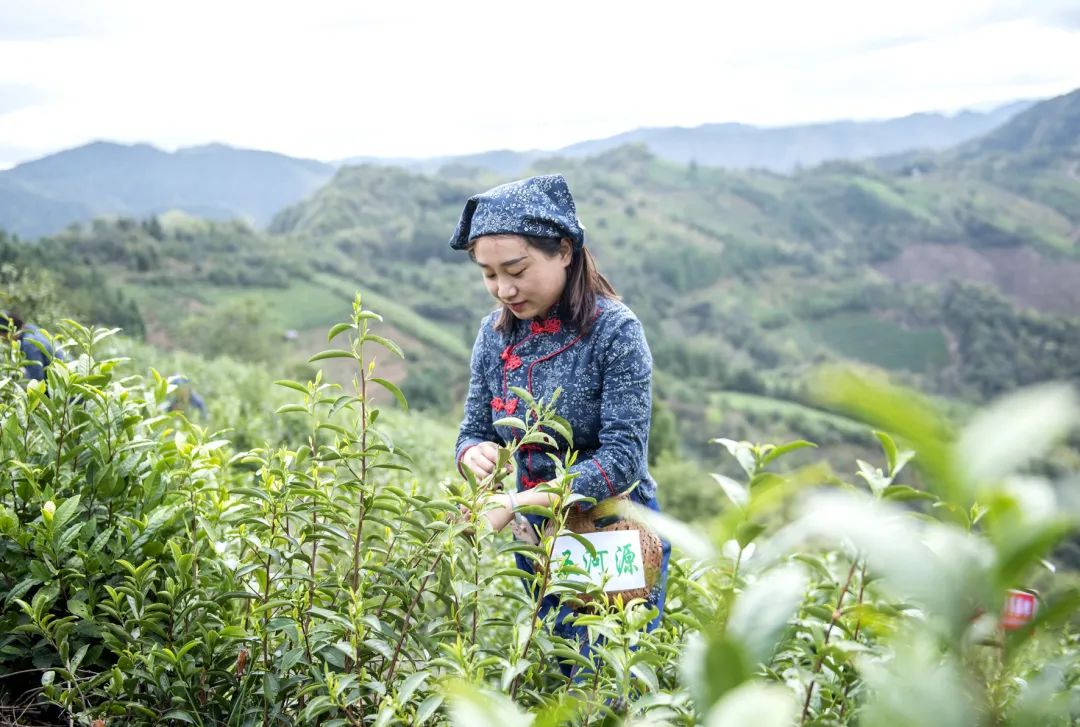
[559, 238, 573, 267]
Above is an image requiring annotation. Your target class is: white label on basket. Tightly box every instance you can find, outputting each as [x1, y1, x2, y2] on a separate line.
[551, 530, 646, 592]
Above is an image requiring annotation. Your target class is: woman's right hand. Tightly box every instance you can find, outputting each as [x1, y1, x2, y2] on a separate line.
[462, 441, 511, 481]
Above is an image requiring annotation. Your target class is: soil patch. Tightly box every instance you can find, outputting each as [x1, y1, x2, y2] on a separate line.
[876, 243, 1080, 315]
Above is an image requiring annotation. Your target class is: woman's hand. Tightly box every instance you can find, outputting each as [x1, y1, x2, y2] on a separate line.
[461, 442, 512, 481]
[458, 492, 512, 531]
[460, 490, 558, 532]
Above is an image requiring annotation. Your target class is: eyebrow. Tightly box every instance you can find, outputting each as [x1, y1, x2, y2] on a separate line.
[477, 255, 528, 269]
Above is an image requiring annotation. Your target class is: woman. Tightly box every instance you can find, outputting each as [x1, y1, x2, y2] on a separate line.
[450, 174, 671, 649]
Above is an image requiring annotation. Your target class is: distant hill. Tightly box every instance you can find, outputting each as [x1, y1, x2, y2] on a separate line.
[0, 142, 335, 238]
[0, 101, 1037, 240]
[4, 89, 1078, 463]
[338, 101, 1034, 176]
[281, 90, 1078, 397]
[561, 102, 1034, 170]
[963, 91, 1080, 155]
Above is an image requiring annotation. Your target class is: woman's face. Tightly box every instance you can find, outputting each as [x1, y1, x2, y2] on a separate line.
[472, 234, 572, 320]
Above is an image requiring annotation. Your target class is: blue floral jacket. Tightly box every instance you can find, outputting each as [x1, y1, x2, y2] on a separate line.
[455, 297, 658, 507]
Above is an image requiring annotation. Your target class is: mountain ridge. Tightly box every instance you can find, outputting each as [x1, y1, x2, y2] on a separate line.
[0, 141, 336, 238]
[4, 90, 1077, 453]
[337, 100, 1036, 175]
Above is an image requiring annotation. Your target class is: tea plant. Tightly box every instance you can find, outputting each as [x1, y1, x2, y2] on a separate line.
[1, 302, 1077, 726]
[0, 299, 683, 725]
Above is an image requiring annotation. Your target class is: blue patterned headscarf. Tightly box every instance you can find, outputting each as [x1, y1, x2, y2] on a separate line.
[448, 174, 586, 250]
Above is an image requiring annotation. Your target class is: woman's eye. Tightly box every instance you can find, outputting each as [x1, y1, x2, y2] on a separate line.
[509, 269, 525, 278]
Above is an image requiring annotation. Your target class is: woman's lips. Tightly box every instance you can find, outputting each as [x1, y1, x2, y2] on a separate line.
[508, 301, 526, 312]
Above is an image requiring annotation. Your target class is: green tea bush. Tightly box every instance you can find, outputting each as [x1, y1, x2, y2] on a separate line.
[1, 300, 1077, 726]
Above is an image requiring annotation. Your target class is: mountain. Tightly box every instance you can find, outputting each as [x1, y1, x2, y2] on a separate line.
[963, 91, 1080, 155]
[560, 102, 1034, 170]
[4, 89, 1078, 475]
[0, 141, 335, 238]
[259, 92, 1080, 424]
[338, 101, 1035, 176]
[0, 100, 1037, 240]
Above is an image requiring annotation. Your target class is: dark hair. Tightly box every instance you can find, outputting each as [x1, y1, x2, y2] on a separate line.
[469, 235, 618, 335]
[0, 310, 24, 337]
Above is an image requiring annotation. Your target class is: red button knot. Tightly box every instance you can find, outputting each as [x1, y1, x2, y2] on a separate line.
[500, 346, 523, 371]
[491, 397, 518, 414]
[530, 316, 562, 335]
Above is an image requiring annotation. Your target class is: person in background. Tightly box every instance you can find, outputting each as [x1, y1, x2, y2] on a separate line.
[0, 310, 62, 382]
[166, 374, 207, 416]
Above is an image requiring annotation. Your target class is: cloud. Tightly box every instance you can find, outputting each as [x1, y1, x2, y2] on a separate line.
[0, 0, 109, 41]
[1044, 5, 1080, 30]
[0, 85, 44, 115]
[964, 0, 1080, 31]
[0, 0, 1077, 161]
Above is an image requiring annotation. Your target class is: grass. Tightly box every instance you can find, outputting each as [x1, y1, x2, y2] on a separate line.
[122, 279, 351, 333]
[709, 390, 873, 440]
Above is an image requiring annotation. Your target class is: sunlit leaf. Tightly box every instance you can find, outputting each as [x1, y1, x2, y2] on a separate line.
[621, 501, 716, 560]
[444, 680, 533, 727]
[710, 473, 748, 510]
[704, 682, 798, 727]
[957, 383, 1079, 490]
[726, 563, 807, 667]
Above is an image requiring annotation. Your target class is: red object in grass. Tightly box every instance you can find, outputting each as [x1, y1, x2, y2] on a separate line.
[1001, 589, 1037, 630]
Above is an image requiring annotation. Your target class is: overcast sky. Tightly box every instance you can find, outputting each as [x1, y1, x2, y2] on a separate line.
[0, 0, 1078, 168]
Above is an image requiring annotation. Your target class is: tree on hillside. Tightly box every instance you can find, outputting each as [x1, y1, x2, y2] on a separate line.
[178, 297, 282, 364]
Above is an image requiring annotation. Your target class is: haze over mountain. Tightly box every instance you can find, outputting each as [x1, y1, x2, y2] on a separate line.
[0, 100, 1035, 240]
[339, 101, 1035, 176]
[0, 142, 335, 239]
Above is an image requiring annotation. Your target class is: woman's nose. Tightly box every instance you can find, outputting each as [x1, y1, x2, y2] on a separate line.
[498, 280, 517, 298]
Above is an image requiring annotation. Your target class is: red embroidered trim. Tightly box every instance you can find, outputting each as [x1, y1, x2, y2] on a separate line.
[592, 458, 618, 497]
[501, 329, 542, 399]
[527, 333, 586, 390]
[524, 307, 602, 391]
[456, 444, 476, 478]
[522, 476, 544, 490]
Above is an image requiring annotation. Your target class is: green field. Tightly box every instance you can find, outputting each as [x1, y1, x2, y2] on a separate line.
[124, 278, 352, 332]
[801, 312, 951, 372]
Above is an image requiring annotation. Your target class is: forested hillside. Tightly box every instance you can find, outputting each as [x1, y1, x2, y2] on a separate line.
[3, 90, 1079, 476]
[0, 101, 1031, 239]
